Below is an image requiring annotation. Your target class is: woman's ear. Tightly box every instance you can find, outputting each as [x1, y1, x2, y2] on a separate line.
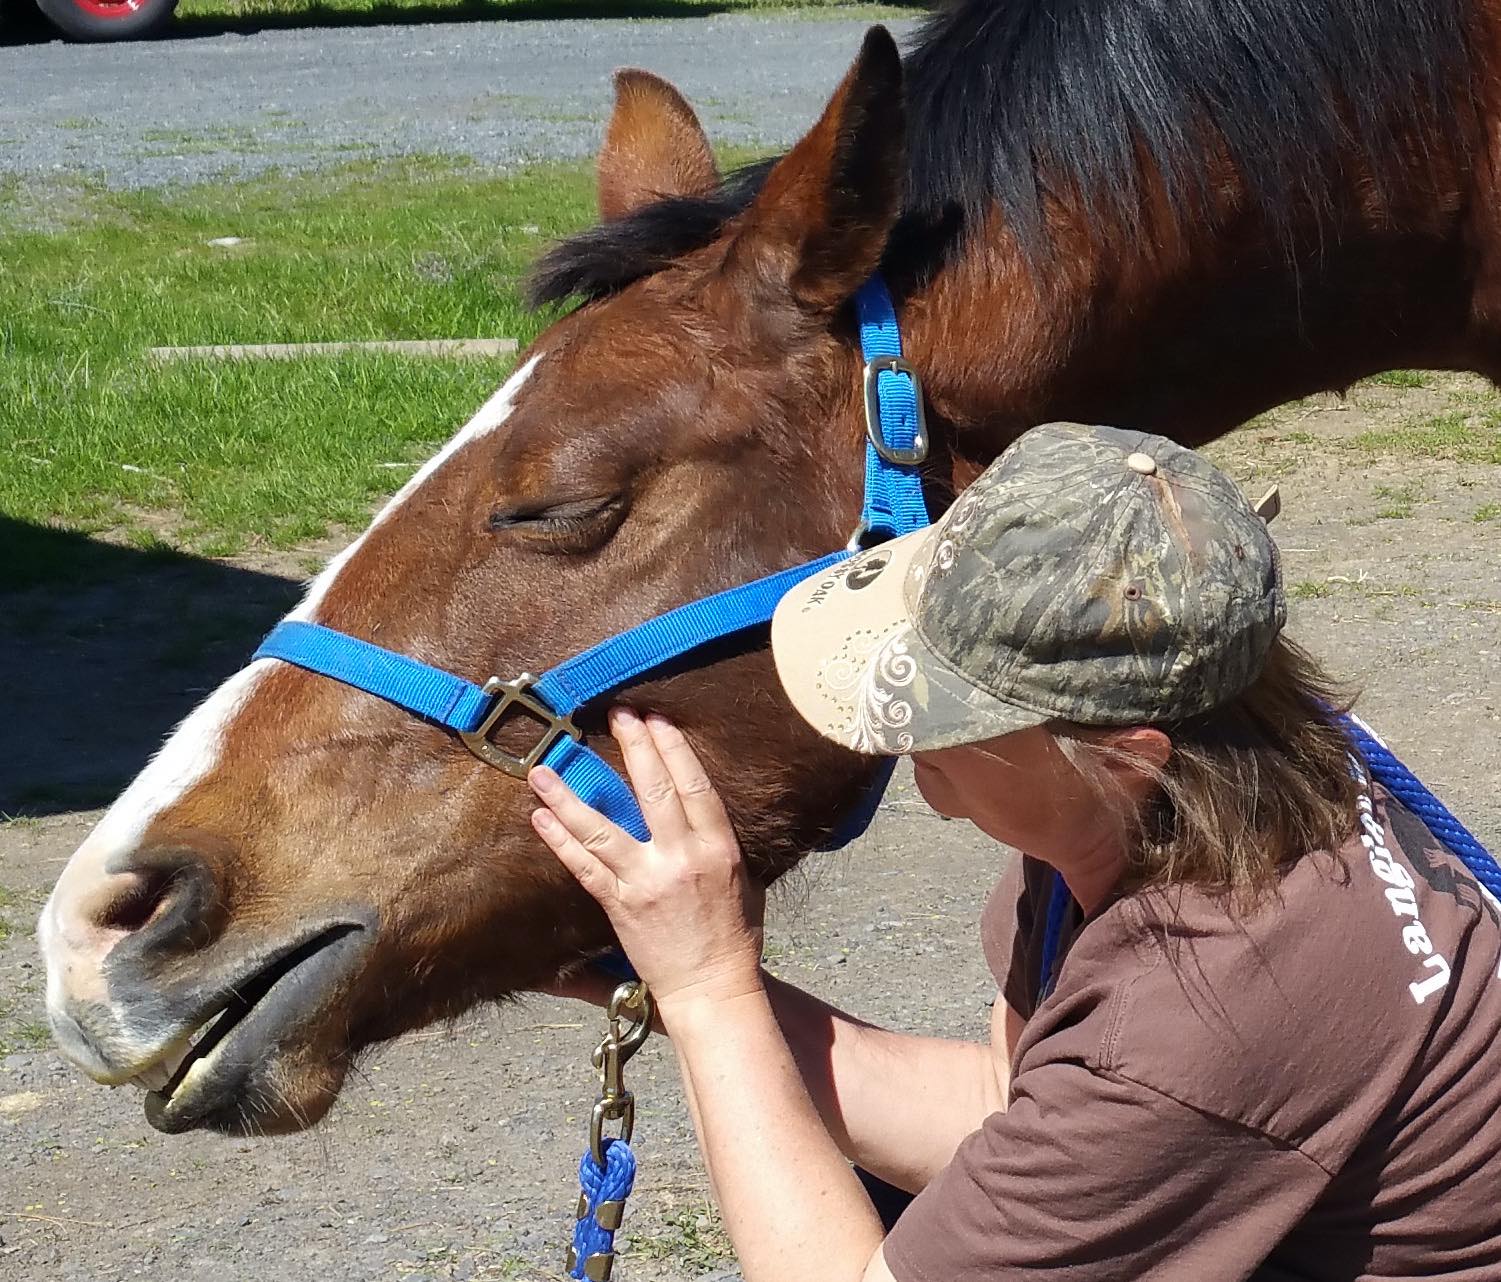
[1096, 726, 1174, 795]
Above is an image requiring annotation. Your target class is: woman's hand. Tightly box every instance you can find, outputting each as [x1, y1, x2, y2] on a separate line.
[527, 707, 766, 1011]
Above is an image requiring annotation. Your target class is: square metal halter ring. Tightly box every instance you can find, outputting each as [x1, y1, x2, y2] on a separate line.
[863, 354, 930, 466]
[458, 673, 582, 777]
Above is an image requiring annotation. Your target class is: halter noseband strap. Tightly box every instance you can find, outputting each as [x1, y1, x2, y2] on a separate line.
[252, 274, 931, 849]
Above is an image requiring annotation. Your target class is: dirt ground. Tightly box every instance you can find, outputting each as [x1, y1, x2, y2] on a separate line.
[2, 376, 1498, 1281]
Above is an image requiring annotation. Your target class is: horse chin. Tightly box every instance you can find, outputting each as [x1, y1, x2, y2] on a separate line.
[142, 925, 369, 1135]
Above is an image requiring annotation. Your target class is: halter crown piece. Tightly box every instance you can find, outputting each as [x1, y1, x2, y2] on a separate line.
[251, 274, 931, 1281]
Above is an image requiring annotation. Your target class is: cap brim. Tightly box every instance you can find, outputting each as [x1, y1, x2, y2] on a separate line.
[771, 531, 1048, 755]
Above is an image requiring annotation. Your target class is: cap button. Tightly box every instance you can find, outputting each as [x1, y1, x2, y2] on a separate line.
[1126, 452, 1158, 476]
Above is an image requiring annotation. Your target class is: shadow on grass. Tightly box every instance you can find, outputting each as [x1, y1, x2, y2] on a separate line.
[1, 0, 928, 45]
[0, 517, 302, 816]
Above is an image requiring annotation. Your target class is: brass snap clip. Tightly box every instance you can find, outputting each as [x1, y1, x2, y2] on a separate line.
[588, 980, 653, 1168]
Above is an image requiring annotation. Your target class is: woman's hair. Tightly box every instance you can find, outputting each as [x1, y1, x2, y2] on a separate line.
[1051, 636, 1361, 902]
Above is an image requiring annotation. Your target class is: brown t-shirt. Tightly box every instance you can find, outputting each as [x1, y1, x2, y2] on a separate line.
[884, 784, 1501, 1280]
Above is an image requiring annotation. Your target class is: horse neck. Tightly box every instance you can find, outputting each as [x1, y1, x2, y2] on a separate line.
[899, 187, 1478, 476]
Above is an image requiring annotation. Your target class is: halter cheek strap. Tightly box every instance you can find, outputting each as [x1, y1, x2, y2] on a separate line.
[252, 274, 930, 854]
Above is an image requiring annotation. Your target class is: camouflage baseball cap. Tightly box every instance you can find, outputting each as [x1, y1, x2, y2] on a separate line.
[771, 422, 1285, 754]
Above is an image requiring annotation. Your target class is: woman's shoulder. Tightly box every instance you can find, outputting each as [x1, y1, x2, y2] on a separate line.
[1022, 790, 1501, 1169]
[1104, 786, 1497, 1009]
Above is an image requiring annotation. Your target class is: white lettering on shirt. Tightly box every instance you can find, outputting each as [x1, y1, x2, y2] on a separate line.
[1385, 886, 1420, 918]
[1356, 781, 1452, 1007]
[1411, 955, 1452, 1005]
[1402, 922, 1433, 956]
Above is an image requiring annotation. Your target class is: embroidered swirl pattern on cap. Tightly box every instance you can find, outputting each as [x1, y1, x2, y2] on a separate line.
[930, 485, 984, 578]
[826, 622, 919, 753]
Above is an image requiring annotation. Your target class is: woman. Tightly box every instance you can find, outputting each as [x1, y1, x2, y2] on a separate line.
[527, 423, 1501, 1280]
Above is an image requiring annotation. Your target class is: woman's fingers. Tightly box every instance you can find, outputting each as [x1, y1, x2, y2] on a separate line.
[644, 714, 736, 843]
[530, 807, 620, 905]
[609, 706, 690, 844]
[528, 766, 635, 870]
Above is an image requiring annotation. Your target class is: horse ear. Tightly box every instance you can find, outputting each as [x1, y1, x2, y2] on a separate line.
[598, 69, 721, 220]
[730, 26, 905, 312]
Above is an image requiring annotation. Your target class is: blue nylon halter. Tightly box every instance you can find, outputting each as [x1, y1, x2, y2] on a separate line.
[244, 266, 1501, 1272]
[254, 272, 928, 854]
[255, 277, 927, 1282]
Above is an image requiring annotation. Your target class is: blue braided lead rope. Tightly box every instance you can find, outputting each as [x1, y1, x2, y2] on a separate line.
[1038, 872, 1073, 1002]
[1340, 712, 1501, 899]
[569, 1139, 637, 1280]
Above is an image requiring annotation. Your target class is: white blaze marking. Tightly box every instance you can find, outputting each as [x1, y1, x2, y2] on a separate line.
[42, 355, 542, 1045]
[40, 663, 270, 981]
[39, 661, 273, 1073]
[290, 354, 541, 623]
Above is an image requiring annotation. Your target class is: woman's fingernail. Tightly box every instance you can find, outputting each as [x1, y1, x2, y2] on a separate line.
[532, 808, 556, 832]
[530, 765, 558, 792]
[610, 705, 638, 726]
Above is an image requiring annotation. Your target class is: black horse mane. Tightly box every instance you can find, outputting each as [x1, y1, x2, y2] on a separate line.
[528, 0, 1475, 307]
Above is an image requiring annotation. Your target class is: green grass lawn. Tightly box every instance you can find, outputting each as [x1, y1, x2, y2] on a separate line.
[1, 158, 594, 562]
[1350, 409, 1501, 465]
[4, 157, 1497, 590]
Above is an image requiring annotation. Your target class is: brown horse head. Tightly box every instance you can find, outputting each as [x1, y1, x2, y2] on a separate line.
[42, 0, 1495, 1136]
[40, 30, 915, 1136]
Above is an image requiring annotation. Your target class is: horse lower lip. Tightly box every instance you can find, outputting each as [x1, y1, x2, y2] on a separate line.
[131, 1061, 177, 1092]
[143, 924, 365, 1134]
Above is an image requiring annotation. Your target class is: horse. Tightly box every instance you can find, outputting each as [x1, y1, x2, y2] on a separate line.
[38, 0, 1500, 1136]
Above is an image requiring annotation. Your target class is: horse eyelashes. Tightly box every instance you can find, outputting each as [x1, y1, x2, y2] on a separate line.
[487, 495, 628, 552]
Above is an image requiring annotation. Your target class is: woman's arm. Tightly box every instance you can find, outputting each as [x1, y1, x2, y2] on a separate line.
[526, 708, 1017, 1281]
[658, 976, 1026, 1280]
[660, 980, 889, 1282]
[546, 965, 1021, 1193]
[762, 973, 1022, 1192]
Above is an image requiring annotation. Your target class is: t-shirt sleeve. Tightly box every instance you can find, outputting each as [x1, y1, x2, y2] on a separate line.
[883, 1060, 1332, 1281]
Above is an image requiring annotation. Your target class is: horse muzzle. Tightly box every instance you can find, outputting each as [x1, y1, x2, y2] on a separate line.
[41, 846, 373, 1132]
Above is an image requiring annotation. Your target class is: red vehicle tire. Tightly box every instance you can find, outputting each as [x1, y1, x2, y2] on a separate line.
[34, 0, 177, 40]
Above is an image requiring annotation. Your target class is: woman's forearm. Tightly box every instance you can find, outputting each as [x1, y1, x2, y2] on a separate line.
[549, 968, 1002, 1193]
[664, 986, 887, 1282]
[763, 972, 1006, 1192]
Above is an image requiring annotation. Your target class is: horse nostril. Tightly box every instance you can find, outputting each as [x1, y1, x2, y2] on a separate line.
[43, 849, 226, 1016]
[95, 856, 222, 955]
[95, 867, 180, 935]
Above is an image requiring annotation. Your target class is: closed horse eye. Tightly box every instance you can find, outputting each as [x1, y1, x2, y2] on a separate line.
[487, 494, 627, 550]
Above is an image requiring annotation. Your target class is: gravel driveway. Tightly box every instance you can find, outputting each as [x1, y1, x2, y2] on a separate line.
[5, 390, 1499, 1280]
[0, 15, 920, 189]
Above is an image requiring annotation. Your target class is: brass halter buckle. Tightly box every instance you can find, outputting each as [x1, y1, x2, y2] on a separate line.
[458, 673, 582, 778]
